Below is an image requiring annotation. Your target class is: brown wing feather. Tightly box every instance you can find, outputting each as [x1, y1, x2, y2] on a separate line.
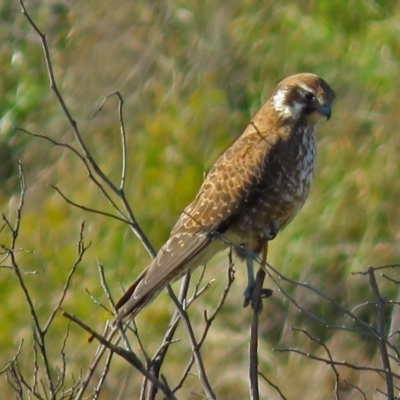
[115, 104, 280, 320]
[115, 233, 211, 320]
[171, 118, 279, 237]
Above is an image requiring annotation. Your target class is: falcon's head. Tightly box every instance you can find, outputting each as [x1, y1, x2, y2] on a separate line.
[272, 73, 335, 123]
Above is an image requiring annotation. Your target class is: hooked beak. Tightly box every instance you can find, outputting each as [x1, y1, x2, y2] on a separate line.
[319, 104, 332, 120]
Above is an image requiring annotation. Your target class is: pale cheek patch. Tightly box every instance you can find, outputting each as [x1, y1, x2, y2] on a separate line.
[273, 89, 292, 119]
[273, 89, 303, 119]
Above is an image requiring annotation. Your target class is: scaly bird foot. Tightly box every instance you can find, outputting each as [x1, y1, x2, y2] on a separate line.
[242, 248, 273, 313]
[243, 285, 273, 313]
[243, 284, 254, 309]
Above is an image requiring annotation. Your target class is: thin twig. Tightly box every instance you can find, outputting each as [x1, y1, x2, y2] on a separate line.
[74, 326, 119, 399]
[18, 0, 155, 260]
[143, 274, 191, 400]
[273, 347, 400, 379]
[168, 285, 216, 399]
[44, 222, 89, 333]
[352, 264, 400, 274]
[258, 372, 287, 400]
[291, 328, 340, 399]
[249, 243, 268, 400]
[62, 310, 177, 399]
[50, 184, 130, 224]
[367, 267, 394, 400]
[343, 380, 367, 400]
[93, 350, 115, 400]
[91, 92, 128, 191]
[6, 162, 56, 397]
[0, 341, 24, 375]
[172, 256, 235, 395]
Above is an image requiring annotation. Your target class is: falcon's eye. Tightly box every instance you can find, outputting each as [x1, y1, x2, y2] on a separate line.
[304, 91, 316, 103]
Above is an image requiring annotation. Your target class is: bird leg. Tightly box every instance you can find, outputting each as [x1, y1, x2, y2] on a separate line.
[243, 242, 272, 313]
[243, 254, 256, 308]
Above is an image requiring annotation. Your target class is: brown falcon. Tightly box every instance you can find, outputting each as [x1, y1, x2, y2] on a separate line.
[115, 73, 335, 322]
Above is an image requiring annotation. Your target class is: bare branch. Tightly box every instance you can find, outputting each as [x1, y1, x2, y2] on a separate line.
[343, 380, 367, 400]
[249, 243, 270, 400]
[43, 222, 89, 333]
[168, 284, 216, 399]
[93, 350, 115, 400]
[49, 184, 130, 224]
[18, 0, 155, 260]
[382, 274, 400, 284]
[368, 267, 394, 400]
[142, 274, 191, 400]
[62, 311, 177, 399]
[91, 91, 128, 190]
[172, 255, 235, 395]
[291, 328, 340, 399]
[352, 264, 400, 274]
[248, 267, 265, 400]
[5, 162, 57, 397]
[273, 347, 400, 379]
[258, 372, 287, 400]
[0, 340, 24, 375]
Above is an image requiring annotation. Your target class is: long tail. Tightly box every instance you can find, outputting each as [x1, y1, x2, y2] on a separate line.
[113, 269, 152, 323]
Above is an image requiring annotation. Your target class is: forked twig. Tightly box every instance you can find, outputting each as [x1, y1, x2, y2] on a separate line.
[172, 256, 235, 394]
[168, 282, 216, 400]
[18, 0, 155, 259]
[142, 274, 191, 400]
[62, 310, 177, 399]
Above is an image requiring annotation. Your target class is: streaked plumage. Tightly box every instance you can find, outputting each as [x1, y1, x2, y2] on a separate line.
[115, 73, 335, 322]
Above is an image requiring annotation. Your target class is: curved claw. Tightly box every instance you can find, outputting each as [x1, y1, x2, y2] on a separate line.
[261, 288, 273, 298]
[242, 245, 273, 313]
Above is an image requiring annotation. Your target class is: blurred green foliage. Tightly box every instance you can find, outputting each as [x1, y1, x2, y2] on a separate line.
[1, 0, 400, 398]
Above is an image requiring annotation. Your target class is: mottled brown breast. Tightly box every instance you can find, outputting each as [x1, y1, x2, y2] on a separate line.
[230, 122, 316, 249]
